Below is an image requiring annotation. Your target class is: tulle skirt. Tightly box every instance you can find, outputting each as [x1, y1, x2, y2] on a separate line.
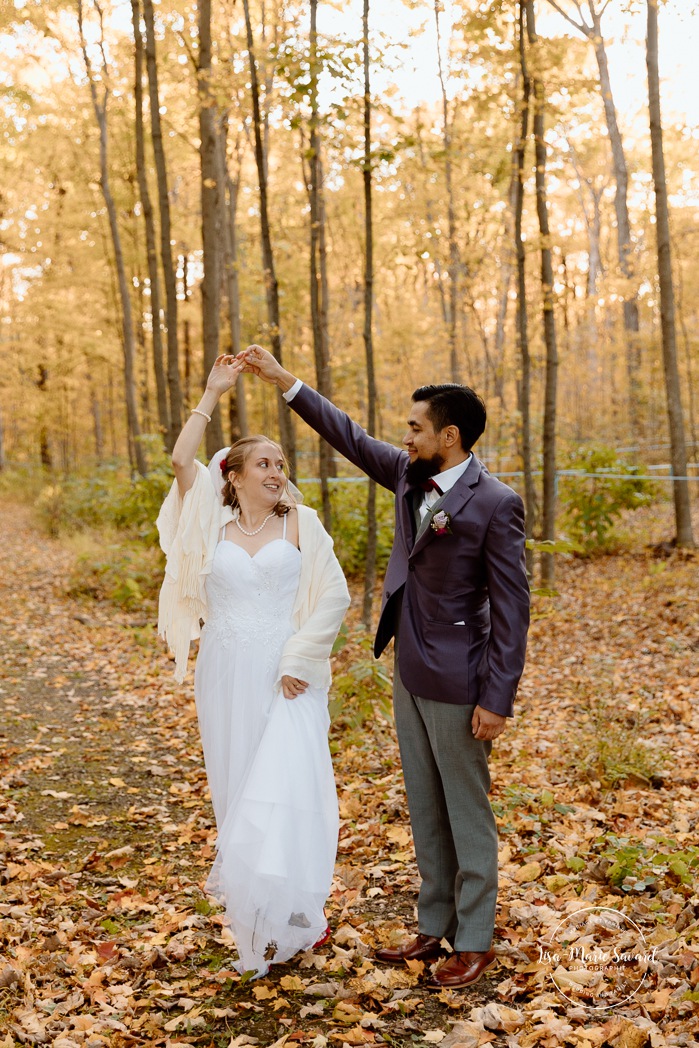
[195, 625, 338, 977]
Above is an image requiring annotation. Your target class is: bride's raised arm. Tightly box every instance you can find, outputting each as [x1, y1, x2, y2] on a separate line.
[172, 354, 244, 497]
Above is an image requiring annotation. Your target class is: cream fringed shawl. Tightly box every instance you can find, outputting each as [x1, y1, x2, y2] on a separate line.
[156, 461, 350, 686]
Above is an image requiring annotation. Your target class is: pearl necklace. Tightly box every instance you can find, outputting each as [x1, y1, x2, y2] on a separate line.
[235, 511, 276, 537]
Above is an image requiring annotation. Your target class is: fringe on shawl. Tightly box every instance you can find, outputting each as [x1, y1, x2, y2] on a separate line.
[156, 462, 221, 682]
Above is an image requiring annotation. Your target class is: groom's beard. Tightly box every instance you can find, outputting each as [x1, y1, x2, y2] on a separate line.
[406, 452, 445, 486]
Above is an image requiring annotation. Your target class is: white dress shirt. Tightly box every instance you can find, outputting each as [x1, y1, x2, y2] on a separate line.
[417, 457, 471, 520]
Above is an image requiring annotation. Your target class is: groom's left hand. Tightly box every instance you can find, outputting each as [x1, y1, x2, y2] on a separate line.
[472, 706, 507, 741]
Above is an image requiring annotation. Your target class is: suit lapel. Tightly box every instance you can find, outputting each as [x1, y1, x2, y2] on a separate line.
[414, 489, 447, 543]
[409, 456, 482, 558]
[400, 483, 418, 553]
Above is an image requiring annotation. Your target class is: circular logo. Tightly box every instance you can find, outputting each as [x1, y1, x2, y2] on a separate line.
[539, 906, 657, 1010]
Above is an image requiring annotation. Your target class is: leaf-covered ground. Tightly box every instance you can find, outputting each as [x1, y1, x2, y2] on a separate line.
[1, 498, 698, 1048]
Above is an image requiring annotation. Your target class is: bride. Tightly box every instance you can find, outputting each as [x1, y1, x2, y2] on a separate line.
[156, 354, 350, 977]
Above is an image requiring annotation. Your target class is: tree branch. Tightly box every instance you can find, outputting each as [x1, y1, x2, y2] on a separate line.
[544, 0, 589, 35]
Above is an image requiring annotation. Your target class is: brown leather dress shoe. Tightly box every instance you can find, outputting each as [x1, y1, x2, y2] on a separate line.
[375, 933, 445, 965]
[425, 948, 496, 989]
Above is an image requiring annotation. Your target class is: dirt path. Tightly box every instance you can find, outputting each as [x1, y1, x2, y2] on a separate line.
[1, 499, 698, 1047]
[0, 502, 500, 1046]
[0, 502, 208, 866]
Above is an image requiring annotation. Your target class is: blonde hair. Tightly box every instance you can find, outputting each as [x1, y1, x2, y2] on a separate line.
[221, 436, 294, 516]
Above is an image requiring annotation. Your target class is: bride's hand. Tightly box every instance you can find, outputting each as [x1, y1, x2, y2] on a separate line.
[281, 675, 309, 700]
[240, 345, 291, 386]
[205, 354, 244, 397]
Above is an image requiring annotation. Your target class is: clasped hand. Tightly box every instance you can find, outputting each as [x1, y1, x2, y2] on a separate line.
[206, 354, 245, 396]
[237, 345, 283, 383]
[281, 675, 308, 700]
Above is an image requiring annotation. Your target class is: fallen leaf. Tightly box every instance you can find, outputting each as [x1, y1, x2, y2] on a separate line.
[252, 984, 278, 1001]
[328, 1028, 375, 1046]
[280, 974, 306, 992]
[513, 861, 542, 884]
[471, 1002, 526, 1033]
[332, 1000, 366, 1024]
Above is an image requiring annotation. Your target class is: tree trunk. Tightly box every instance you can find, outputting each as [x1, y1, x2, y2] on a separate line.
[90, 380, 105, 462]
[309, 0, 334, 533]
[242, 0, 296, 477]
[197, 0, 225, 455]
[130, 0, 169, 444]
[217, 123, 248, 442]
[434, 0, 460, 383]
[646, 0, 694, 546]
[136, 279, 151, 429]
[674, 235, 699, 457]
[142, 0, 183, 452]
[361, 0, 378, 627]
[514, 5, 535, 577]
[37, 364, 52, 469]
[78, 0, 147, 477]
[492, 168, 515, 416]
[525, 0, 558, 587]
[545, 0, 641, 439]
[592, 30, 641, 439]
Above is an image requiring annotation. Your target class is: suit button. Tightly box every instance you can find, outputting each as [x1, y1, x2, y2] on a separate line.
[408, 563, 415, 572]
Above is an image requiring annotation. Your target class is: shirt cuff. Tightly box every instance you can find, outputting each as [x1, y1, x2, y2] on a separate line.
[283, 379, 303, 402]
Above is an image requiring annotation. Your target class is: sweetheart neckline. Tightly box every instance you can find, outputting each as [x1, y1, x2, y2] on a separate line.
[217, 538, 301, 562]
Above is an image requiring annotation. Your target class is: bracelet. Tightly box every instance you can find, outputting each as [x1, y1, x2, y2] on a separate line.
[191, 408, 212, 423]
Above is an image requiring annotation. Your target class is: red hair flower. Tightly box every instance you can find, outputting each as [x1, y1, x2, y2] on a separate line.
[220, 458, 228, 474]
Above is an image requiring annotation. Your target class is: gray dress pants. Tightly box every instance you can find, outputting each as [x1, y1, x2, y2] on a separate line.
[392, 661, 498, 952]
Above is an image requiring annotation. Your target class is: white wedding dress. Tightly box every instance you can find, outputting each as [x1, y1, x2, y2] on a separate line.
[194, 518, 338, 977]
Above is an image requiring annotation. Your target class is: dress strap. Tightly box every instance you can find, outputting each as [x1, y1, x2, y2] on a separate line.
[282, 513, 288, 541]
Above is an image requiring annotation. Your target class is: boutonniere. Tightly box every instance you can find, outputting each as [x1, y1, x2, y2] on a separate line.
[430, 510, 452, 536]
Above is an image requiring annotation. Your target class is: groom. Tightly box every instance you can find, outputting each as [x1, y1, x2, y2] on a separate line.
[242, 346, 530, 989]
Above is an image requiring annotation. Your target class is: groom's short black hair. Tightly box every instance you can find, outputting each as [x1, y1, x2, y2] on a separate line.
[412, 383, 486, 452]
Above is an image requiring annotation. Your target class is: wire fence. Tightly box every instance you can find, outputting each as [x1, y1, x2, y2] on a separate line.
[297, 467, 699, 484]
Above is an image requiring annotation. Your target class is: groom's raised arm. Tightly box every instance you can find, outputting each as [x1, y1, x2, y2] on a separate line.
[243, 346, 406, 493]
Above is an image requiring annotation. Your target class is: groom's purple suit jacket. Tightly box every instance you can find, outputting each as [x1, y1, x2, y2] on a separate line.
[291, 385, 530, 718]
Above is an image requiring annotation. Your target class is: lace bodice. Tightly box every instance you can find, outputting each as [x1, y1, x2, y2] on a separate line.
[203, 539, 302, 659]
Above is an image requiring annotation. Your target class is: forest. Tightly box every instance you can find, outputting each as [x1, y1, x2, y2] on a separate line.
[0, 0, 698, 1045]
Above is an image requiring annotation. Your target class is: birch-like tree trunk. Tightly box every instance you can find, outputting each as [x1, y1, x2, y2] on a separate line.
[142, 0, 183, 451]
[216, 123, 248, 441]
[514, 5, 535, 577]
[242, 0, 296, 477]
[130, 0, 169, 444]
[545, 0, 641, 440]
[308, 0, 334, 533]
[525, 0, 558, 586]
[361, 0, 378, 626]
[646, 0, 694, 547]
[434, 0, 460, 383]
[78, 0, 147, 477]
[197, 0, 225, 455]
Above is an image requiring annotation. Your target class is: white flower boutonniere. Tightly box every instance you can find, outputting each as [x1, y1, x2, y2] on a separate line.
[430, 510, 452, 536]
